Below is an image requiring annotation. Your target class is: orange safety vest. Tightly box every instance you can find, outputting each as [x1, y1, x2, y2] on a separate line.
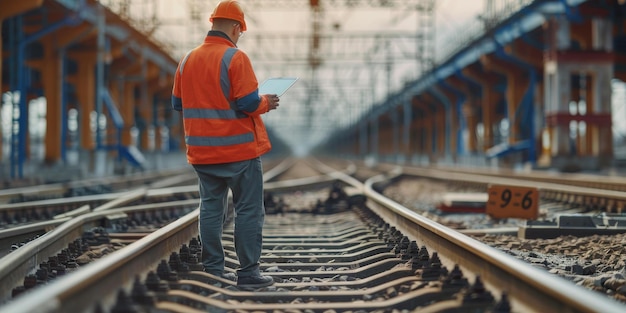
[172, 33, 271, 164]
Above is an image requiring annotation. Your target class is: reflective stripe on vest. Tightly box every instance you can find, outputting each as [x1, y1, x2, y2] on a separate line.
[182, 47, 253, 147]
[220, 48, 237, 111]
[186, 132, 254, 146]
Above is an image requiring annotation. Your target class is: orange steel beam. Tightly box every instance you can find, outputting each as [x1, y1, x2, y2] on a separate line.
[570, 18, 594, 50]
[445, 76, 479, 153]
[379, 126, 392, 155]
[111, 56, 143, 75]
[397, 104, 410, 157]
[135, 62, 160, 151]
[414, 94, 436, 155]
[377, 114, 392, 155]
[147, 73, 173, 98]
[441, 77, 467, 129]
[509, 40, 543, 69]
[20, 26, 73, 163]
[421, 92, 445, 157]
[68, 52, 97, 151]
[480, 53, 527, 145]
[109, 40, 142, 73]
[0, 1, 44, 157]
[409, 120, 421, 154]
[616, 53, 626, 81]
[147, 73, 173, 151]
[40, 36, 64, 162]
[463, 64, 503, 151]
[439, 88, 459, 157]
[0, 0, 43, 20]
[122, 81, 136, 147]
[55, 23, 95, 48]
[411, 116, 428, 154]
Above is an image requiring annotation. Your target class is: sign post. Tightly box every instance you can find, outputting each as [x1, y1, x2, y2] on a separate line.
[487, 185, 539, 220]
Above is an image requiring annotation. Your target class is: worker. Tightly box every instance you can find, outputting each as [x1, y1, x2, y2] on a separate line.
[171, 0, 279, 289]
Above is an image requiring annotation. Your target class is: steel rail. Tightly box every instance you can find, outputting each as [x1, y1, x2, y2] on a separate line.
[362, 171, 626, 313]
[401, 166, 626, 212]
[0, 159, 307, 312]
[432, 164, 626, 191]
[0, 196, 199, 303]
[0, 189, 146, 240]
[0, 168, 194, 204]
[0, 172, 199, 231]
[2, 162, 624, 312]
[0, 157, 302, 311]
[0, 158, 298, 275]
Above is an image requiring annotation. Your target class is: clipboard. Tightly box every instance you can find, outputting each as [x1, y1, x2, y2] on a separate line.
[259, 77, 298, 96]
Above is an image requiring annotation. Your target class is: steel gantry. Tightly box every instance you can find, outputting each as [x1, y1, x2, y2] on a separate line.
[95, 0, 436, 155]
[1, 0, 177, 178]
[241, 0, 436, 153]
[325, 0, 621, 172]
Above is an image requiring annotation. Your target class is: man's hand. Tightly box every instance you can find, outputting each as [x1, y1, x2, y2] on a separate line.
[266, 94, 280, 111]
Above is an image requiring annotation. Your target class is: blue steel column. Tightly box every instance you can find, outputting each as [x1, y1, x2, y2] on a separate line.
[95, 4, 106, 175]
[370, 116, 379, 161]
[141, 55, 151, 151]
[454, 70, 482, 153]
[402, 96, 412, 161]
[152, 94, 159, 151]
[493, 43, 537, 163]
[390, 101, 399, 162]
[429, 87, 451, 159]
[359, 118, 367, 157]
[10, 16, 24, 178]
[438, 79, 466, 156]
[14, 16, 73, 178]
[60, 50, 68, 162]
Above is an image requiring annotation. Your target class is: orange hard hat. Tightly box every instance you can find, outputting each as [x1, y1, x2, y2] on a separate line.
[210, 1, 247, 31]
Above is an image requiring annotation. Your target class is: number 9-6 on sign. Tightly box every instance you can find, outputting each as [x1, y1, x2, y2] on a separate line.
[486, 185, 539, 220]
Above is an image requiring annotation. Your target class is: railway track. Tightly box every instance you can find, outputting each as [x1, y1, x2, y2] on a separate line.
[0, 159, 624, 312]
[0, 169, 197, 233]
[379, 165, 626, 235]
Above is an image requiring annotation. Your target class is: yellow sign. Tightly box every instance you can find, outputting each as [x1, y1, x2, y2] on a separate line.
[487, 185, 539, 220]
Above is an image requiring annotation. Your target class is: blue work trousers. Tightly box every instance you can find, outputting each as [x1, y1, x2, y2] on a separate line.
[192, 157, 265, 278]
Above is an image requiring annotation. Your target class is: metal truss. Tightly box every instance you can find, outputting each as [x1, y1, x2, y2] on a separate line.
[242, 32, 422, 63]
[243, 0, 434, 10]
[97, 0, 437, 153]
